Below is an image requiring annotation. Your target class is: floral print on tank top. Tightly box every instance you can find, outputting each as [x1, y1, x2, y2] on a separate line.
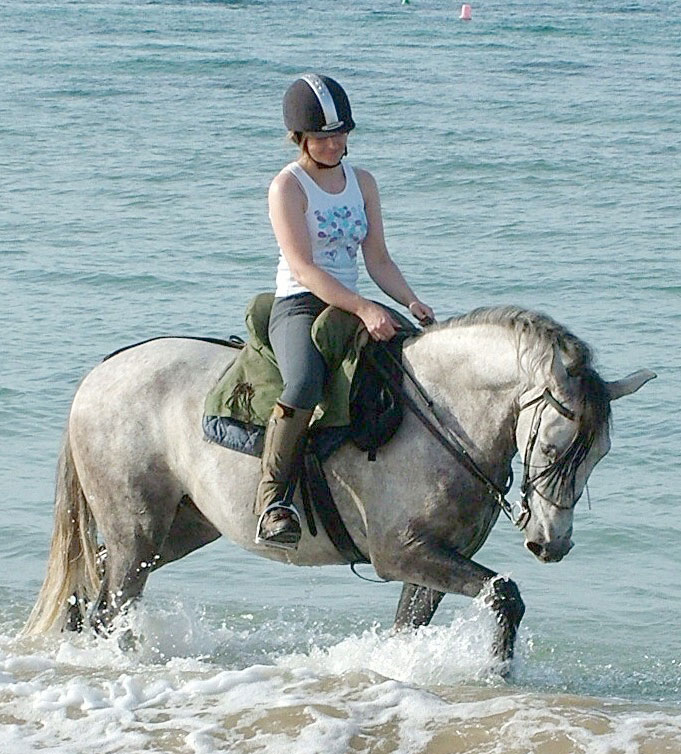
[314, 204, 367, 260]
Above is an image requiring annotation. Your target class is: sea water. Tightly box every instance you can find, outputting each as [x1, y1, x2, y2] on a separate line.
[1, 0, 680, 751]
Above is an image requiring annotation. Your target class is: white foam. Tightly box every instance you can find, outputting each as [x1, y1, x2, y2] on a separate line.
[279, 595, 502, 685]
[2, 597, 681, 754]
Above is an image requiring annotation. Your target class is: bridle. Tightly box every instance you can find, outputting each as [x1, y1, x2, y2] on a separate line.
[514, 389, 577, 530]
[371, 344, 579, 532]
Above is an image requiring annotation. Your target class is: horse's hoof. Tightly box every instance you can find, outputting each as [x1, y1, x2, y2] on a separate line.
[64, 595, 84, 633]
[117, 628, 139, 652]
[255, 505, 301, 550]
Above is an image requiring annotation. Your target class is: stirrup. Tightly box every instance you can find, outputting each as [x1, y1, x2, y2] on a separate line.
[255, 503, 302, 550]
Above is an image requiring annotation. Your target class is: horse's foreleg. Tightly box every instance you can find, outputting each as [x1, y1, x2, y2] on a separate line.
[484, 576, 525, 664]
[378, 544, 525, 667]
[394, 583, 445, 630]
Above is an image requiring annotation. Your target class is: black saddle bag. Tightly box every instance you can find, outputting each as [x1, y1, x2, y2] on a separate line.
[349, 336, 408, 461]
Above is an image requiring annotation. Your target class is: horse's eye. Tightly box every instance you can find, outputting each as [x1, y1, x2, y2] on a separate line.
[540, 443, 557, 461]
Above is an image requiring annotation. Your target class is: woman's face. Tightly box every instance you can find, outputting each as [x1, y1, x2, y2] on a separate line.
[303, 131, 348, 167]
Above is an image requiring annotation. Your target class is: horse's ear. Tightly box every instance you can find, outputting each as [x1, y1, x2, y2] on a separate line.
[606, 369, 657, 401]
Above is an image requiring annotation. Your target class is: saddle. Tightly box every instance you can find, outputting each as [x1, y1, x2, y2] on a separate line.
[203, 292, 416, 443]
[202, 293, 418, 563]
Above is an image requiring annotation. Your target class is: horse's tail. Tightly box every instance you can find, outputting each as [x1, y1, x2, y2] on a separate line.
[22, 429, 101, 636]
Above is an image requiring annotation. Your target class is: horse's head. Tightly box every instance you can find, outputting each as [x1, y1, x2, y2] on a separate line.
[515, 353, 656, 563]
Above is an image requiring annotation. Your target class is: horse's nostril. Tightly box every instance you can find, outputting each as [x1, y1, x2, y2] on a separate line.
[526, 541, 543, 558]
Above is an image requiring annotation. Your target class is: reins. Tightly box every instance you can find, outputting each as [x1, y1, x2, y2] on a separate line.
[368, 343, 521, 526]
[370, 340, 577, 531]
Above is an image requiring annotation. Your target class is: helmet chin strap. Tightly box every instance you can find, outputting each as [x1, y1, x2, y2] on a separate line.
[303, 142, 348, 170]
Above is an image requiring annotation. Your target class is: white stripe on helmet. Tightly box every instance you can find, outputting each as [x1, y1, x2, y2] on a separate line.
[300, 73, 343, 131]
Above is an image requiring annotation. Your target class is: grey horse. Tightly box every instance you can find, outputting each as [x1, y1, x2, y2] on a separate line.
[23, 306, 654, 667]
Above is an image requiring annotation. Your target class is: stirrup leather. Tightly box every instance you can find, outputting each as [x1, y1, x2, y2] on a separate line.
[255, 502, 302, 550]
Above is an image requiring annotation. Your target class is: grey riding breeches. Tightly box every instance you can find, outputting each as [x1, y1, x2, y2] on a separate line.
[268, 292, 328, 410]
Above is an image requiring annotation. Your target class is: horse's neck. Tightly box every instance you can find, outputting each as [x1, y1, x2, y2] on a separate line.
[403, 326, 528, 458]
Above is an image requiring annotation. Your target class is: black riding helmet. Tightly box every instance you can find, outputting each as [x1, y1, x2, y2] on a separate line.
[283, 74, 355, 135]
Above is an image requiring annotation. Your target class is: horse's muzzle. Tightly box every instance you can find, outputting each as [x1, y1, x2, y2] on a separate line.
[526, 538, 573, 563]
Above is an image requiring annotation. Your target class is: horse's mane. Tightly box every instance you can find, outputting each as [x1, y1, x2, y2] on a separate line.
[429, 306, 611, 495]
[437, 305, 595, 373]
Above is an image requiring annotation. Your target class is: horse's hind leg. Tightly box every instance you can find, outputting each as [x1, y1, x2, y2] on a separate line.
[64, 546, 105, 633]
[90, 532, 166, 635]
[88, 495, 220, 633]
[87, 479, 179, 634]
[150, 495, 221, 570]
[394, 583, 445, 630]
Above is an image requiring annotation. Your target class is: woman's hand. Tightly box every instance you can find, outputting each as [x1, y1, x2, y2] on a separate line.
[358, 300, 399, 341]
[408, 300, 436, 326]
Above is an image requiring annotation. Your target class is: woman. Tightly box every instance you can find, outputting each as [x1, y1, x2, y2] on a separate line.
[256, 73, 434, 549]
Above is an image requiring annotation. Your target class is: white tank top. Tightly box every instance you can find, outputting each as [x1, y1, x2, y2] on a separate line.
[274, 161, 368, 297]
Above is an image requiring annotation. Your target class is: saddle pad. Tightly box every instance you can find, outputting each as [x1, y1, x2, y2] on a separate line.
[202, 414, 350, 461]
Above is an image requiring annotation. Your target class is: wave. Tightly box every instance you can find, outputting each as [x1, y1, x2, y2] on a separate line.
[1, 597, 680, 754]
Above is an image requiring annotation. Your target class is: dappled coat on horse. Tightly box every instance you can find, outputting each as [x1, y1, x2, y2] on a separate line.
[23, 306, 654, 668]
